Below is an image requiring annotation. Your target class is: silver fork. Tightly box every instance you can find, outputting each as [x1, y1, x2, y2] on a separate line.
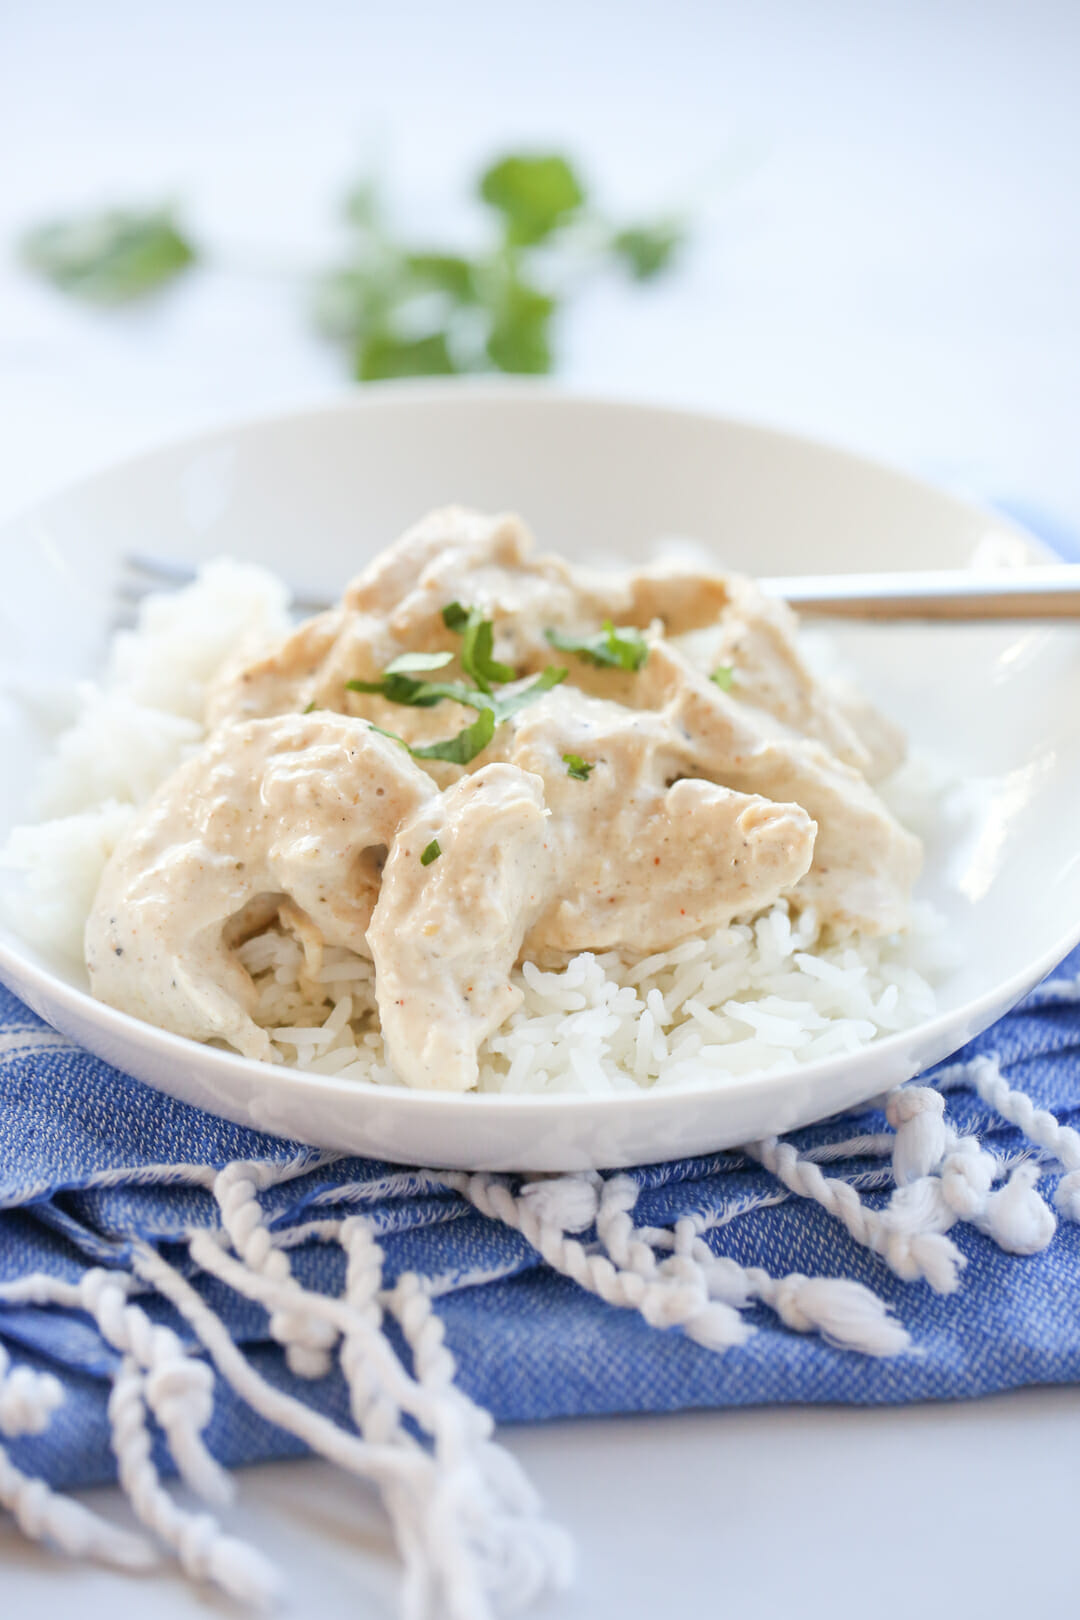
[118, 551, 1080, 623]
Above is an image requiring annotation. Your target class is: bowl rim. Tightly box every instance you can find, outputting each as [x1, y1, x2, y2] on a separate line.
[0, 374, 1035, 546]
[1, 380, 1076, 1119]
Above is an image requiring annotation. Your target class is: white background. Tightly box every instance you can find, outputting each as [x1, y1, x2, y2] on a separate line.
[1, 1, 1079, 1615]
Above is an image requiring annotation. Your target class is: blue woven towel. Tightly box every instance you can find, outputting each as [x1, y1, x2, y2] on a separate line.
[1, 946, 1079, 1607]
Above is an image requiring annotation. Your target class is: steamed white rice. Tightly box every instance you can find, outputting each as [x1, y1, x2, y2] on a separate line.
[0, 556, 950, 1095]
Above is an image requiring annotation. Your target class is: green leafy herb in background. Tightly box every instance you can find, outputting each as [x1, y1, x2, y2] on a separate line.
[610, 220, 683, 281]
[479, 154, 585, 245]
[18, 151, 686, 379]
[20, 208, 196, 304]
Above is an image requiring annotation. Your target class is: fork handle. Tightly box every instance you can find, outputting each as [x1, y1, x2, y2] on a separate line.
[759, 566, 1080, 619]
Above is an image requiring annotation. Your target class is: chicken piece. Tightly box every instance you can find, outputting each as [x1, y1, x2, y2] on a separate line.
[206, 609, 348, 728]
[344, 505, 732, 643]
[85, 714, 435, 1059]
[368, 693, 815, 1087]
[367, 764, 551, 1090]
[637, 644, 921, 933]
[499, 688, 817, 956]
[674, 578, 871, 771]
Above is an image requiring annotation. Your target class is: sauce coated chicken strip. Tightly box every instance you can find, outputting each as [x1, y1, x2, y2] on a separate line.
[344, 507, 735, 670]
[367, 764, 551, 1090]
[673, 578, 872, 772]
[638, 644, 921, 933]
[500, 689, 817, 956]
[86, 715, 434, 1059]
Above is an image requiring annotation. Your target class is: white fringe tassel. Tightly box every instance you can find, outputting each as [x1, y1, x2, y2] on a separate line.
[0, 1337, 156, 1572]
[966, 1054, 1080, 1224]
[0, 1056, 1073, 1613]
[746, 1074, 1059, 1294]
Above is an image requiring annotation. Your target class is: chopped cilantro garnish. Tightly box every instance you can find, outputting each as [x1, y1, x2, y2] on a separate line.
[544, 620, 650, 672]
[302, 700, 319, 713]
[407, 669, 567, 763]
[441, 601, 516, 692]
[420, 838, 442, 866]
[349, 636, 565, 766]
[491, 664, 568, 718]
[562, 753, 595, 781]
[384, 649, 454, 675]
[412, 707, 497, 764]
[463, 615, 516, 691]
[346, 671, 475, 708]
[366, 721, 410, 748]
[710, 665, 735, 691]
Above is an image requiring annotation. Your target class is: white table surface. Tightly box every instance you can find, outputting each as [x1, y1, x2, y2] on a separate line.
[2, 2, 1079, 1614]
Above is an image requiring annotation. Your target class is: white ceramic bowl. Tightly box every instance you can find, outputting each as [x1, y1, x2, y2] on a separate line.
[1, 385, 1078, 1171]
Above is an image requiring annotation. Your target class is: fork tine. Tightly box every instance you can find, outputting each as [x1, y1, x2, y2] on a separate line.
[289, 590, 336, 614]
[118, 554, 335, 616]
[123, 553, 199, 585]
[115, 580, 164, 604]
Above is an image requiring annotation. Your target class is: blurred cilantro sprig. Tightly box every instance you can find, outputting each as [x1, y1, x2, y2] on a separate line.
[20, 208, 196, 304]
[314, 152, 684, 379]
[18, 151, 686, 379]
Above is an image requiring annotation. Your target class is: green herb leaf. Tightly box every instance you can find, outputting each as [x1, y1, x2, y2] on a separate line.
[485, 274, 555, 375]
[420, 838, 442, 866]
[463, 614, 516, 690]
[366, 721, 410, 748]
[302, 700, 319, 714]
[384, 650, 455, 675]
[611, 220, 684, 281]
[347, 672, 483, 710]
[491, 665, 568, 719]
[544, 620, 650, 673]
[411, 705, 497, 765]
[710, 664, 735, 691]
[405, 252, 477, 303]
[21, 207, 196, 304]
[478, 153, 586, 246]
[562, 753, 595, 781]
[354, 330, 457, 382]
[441, 602, 516, 691]
[355, 662, 567, 766]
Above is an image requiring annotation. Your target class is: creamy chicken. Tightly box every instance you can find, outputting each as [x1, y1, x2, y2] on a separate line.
[497, 686, 817, 958]
[87, 506, 922, 1089]
[86, 714, 434, 1060]
[368, 764, 552, 1091]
